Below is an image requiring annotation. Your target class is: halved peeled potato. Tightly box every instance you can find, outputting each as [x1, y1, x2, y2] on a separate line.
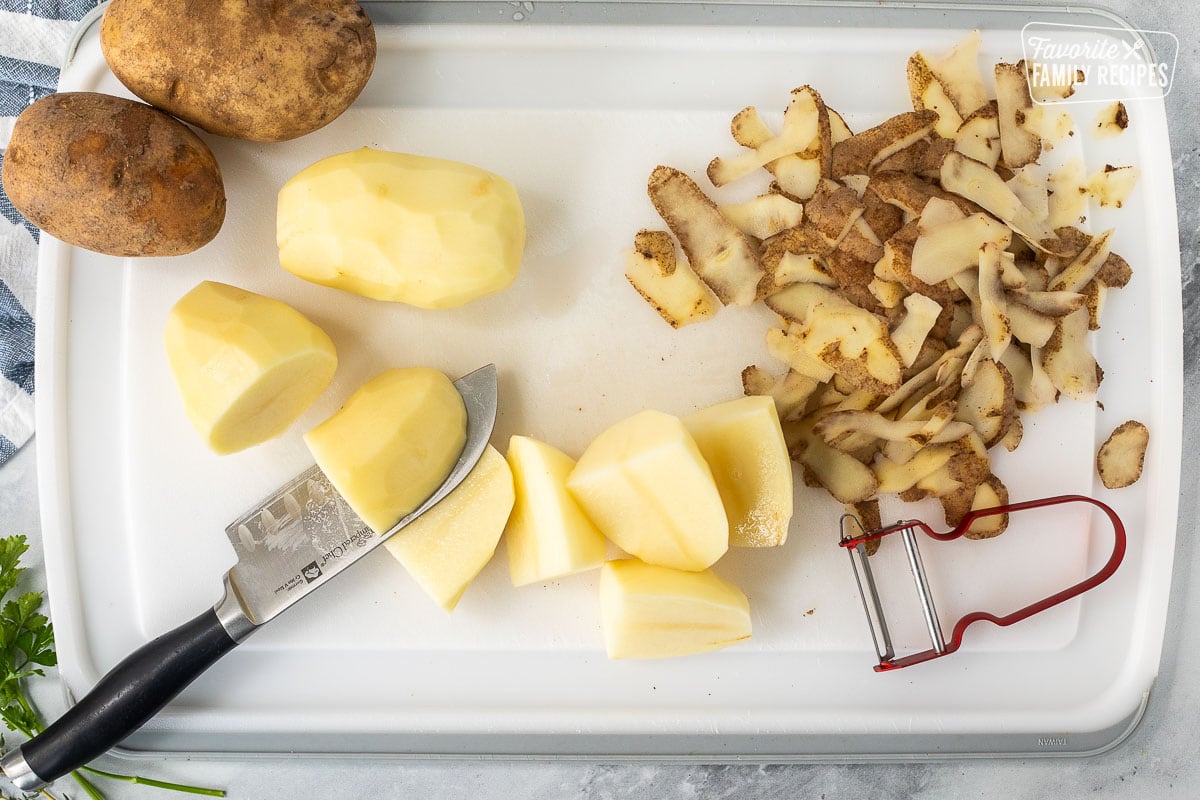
[304, 367, 467, 534]
[164, 281, 337, 455]
[384, 444, 514, 611]
[599, 559, 752, 659]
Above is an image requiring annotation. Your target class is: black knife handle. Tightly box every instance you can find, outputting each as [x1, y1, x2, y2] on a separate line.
[4, 607, 238, 790]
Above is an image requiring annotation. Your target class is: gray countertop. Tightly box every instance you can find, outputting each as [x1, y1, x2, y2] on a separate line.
[3, 0, 1198, 796]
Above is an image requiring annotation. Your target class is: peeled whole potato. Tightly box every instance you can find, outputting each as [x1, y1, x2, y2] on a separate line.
[277, 148, 525, 309]
[304, 367, 467, 534]
[100, 0, 376, 142]
[164, 281, 336, 454]
[1, 92, 225, 257]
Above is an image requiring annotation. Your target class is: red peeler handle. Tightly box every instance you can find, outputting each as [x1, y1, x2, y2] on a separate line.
[841, 494, 1126, 671]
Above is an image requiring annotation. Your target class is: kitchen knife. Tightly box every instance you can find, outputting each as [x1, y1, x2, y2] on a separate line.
[0, 364, 499, 792]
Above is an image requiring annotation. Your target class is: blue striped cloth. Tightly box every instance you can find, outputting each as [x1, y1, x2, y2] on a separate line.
[0, 1, 99, 466]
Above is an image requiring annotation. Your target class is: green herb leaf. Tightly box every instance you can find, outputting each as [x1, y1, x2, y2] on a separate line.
[0, 535, 223, 798]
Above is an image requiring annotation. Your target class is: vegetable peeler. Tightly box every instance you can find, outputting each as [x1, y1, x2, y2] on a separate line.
[840, 494, 1126, 671]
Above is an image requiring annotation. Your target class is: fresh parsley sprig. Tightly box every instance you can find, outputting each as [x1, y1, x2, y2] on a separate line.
[0, 535, 224, 800]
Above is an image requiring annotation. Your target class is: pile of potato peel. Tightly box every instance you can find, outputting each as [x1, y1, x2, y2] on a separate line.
[626, 32, 1147, 544]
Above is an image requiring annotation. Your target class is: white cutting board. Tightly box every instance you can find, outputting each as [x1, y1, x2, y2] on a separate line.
[37, 3, 1181, 757]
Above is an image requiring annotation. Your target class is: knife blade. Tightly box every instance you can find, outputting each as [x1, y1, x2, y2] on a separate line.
[0, 364, 499, 792]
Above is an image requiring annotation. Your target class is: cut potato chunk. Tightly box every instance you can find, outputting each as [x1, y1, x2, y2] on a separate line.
[684, 396, 794, 547]
[384, 445, 514, 611]
[568, 410, 729, 571]
[625, 229, 719, 328]
[305, 368, 466, 533]
[599, 559, 751, 659]
[504, 436, 607, 587]
[277, 148, 525, 309]
[165, 281, 337, 455]
[1097, 420, 1149, 489]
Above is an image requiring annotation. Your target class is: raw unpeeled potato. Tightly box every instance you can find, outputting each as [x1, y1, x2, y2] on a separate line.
[504, 436, 608, 587]
[567, 410, 729, 572]
[277, 148, 525, 309]
[599, 559, 752, 659]
[2, 92, 225, 257]
[384, 445, 514, 611]
[164, 281, 336, 454]
[305, 367, 466, 533]
[100, 0, 376, 142]
[683, 396, 793, 547]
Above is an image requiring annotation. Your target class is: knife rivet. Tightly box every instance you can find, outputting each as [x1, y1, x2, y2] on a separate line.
[237, 524, 256, 551]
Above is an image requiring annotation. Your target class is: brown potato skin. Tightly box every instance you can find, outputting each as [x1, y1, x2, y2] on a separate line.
[1, 92, 226, 257]
[100, 0, 376, 142]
